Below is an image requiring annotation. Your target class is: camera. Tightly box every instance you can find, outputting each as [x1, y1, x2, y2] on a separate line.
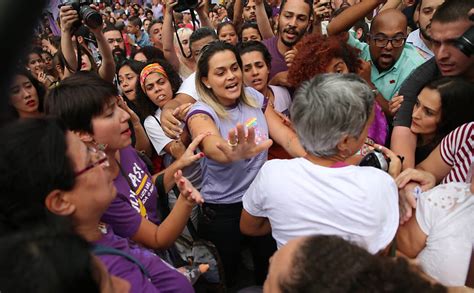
[453, 14, 474, 57]
[59, 0, 103, 30]
[173, 0, 198, 13]
[359, 149, 389, 172]
[454, 26, 474, 57]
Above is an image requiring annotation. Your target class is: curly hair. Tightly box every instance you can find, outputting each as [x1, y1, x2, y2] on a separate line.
[134, 58, 183, 118]
[288, 33, 362, 87]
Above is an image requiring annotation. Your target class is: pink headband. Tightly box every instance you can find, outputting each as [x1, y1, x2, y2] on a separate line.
[139, 63, 168, 92]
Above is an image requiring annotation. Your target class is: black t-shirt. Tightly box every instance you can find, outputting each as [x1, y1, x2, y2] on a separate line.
[393, 57, 440, 127]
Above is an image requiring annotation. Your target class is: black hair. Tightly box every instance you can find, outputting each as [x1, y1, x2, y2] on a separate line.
[241, 0, 273, 19]
[237, 40, 272, 68]
[44, 72, 118, 133]
[0, 227, 100, 293]
[189, 27, 218, 52]
[7, 68, 46, 120]
[134, 58, 183, 118]
[279, 235, 447, 293]
[432, 0, 474, 23]
[280, 0, 313, 18]
[0, 118, 75, 234]
[117, 58, 146, 76]
[240, 21, 263, 41]
[102, 23, 122, 35]
[353, 19, 369, 43]
[22, 47, 44, 67]
[422, 77, 474, 148]
[128, 15, 142, 28]
[131, 46, 165, 61]
[217, 21, 237, 36]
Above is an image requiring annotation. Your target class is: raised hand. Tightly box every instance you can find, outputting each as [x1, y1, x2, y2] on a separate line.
[395, 168, 436, 224]
[117, 95, 140, 125]
[389, 95, 403, 116]
[174, 170, 204, 206]
[284, 48, 298, 68]
[313, 0, 332, 21]
[175, 103, 193, 122]
[216, 123, 273, 161]
[161, 107, 184, 139]
[59, 5, 79, 33]
[176, 132, 207, 168]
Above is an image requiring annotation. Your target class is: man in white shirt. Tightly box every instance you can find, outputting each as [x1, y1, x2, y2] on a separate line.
[406, 0, 445, 60]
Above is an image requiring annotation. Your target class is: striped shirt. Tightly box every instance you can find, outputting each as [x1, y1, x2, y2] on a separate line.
[440, 122, 474, 184]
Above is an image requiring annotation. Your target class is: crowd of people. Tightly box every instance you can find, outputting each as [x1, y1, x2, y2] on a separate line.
[1, 0, 474, 291]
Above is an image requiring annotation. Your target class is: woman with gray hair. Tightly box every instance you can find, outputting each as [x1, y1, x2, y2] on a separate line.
[241, 73, 402, 254]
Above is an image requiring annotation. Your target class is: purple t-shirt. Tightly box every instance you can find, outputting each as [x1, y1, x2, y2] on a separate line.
[262, 36, 288, 80]
[95, 224, 193, 293]
[185, 87, 269, 204]
[101, 146, 159, 238]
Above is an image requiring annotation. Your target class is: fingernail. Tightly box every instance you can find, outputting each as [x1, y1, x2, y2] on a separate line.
[199, 152, 205, 158]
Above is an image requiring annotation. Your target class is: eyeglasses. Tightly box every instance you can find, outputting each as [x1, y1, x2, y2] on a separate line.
[75, 147, 109, 177]
[369, 34, 407, 48]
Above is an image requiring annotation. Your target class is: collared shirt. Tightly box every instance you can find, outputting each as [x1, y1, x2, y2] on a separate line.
[130, 31, 152, 48]
[348, 32, 425, 101]
[407, 29, 434, 60]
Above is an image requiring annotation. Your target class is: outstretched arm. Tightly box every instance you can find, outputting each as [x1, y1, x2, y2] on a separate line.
[162, 0, 181, 72]
[255, 0, 274, 39]
[327, 0, 384, 36]
[187, 113, 273, 164]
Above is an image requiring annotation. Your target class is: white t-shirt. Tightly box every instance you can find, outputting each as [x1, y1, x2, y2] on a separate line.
[176, 72, 199, 101]
[144, 108, 173, 156]
[268, 85, 291, 117]
[243, 158, 399, 254]
[416, 182, 474, 286]
[144, 108, 203, 189]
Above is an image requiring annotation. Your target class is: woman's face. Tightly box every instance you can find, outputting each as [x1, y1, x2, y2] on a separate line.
[143, 19, 151, 33]
[144, 72, 174, 109]
[324, 57, 349, 74]
[411, 87, 441, 136]
[240, 51, 269, 92]
[241, 27, 262, 42]
[26, 53, 44, 77]
[91, 98, 132, 151]
[79, 53, 92, 71]
[202, 50, 243, 106]
[9, 74, 40, 117]
[218, 24, 238, 46]
[41, 52, 54, 71]
[118, 65, 138, 100]
[65, 131, 117, 220]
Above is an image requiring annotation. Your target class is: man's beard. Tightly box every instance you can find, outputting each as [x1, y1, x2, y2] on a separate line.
[280, 27, 305, 47]
[112, 48, 127, 63]
[419, 23, 432, 41]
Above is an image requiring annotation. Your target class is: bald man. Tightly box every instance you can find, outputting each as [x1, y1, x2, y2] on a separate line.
[328, 0, 424, 114]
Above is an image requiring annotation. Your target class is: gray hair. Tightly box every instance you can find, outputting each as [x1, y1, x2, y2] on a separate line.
[290, 74, 375, 157]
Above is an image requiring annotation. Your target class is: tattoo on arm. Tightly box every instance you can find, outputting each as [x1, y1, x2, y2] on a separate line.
[187, 113, 211, 137]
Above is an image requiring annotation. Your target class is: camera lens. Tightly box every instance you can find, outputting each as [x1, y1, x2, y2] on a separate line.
[80, 6, 103, 29]
[454, 26, 474, 57]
